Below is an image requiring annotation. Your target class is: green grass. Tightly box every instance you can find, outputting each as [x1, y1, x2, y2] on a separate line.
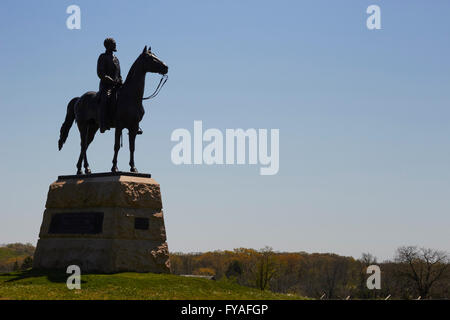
[0, 270, 304, 300]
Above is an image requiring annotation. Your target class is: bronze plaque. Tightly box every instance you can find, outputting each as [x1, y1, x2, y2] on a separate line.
[48, 212, 104, 234]
[134, 217, 149, 230]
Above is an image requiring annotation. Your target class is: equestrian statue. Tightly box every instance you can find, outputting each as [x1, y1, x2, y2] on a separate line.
[57, 38, 168, 174]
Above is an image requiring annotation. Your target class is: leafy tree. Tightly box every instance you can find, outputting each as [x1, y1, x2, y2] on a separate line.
[193, 267, 215, 276]
[20, 256, 33, 270]
[253, 247, 278, 291]
[225, 260, 243, 278]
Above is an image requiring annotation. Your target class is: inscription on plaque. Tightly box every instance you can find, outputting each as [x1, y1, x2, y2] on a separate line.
[48, 212, 104, 234]
[134, 217, 149, 230]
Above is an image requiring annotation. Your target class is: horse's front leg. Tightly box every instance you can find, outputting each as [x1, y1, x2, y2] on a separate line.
[83, 124, 98, 174]
[76, 124, 87, 175]
[129, 128, 138, 172]
[111, 127, 122, 172]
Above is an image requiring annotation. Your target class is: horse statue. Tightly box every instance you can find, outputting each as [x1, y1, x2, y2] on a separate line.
[58, 46, 168, 174]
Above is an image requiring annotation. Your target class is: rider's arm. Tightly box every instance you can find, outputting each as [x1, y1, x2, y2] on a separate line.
[97, 54, 114, 84]
[117, 60, 123, 84]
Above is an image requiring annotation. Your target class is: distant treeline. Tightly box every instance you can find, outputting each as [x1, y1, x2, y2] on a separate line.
[170, 246, 449, 300]
[1, 243, 448, 299]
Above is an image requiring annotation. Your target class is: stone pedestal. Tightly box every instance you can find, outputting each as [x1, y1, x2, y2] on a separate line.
[33, 172, 170, 273]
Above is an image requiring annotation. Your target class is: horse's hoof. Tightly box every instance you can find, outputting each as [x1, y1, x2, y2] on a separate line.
[130, 167, 138, 173]
[85, 168, 91, 174]
[111, 166, 118, 173]
[76, 170, 83, 175]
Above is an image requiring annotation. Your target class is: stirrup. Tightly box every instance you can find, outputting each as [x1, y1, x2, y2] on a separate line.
[137, 128, 143, 135]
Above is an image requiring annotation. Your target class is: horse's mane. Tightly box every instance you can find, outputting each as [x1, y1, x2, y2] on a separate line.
[124, 54, 142, 84]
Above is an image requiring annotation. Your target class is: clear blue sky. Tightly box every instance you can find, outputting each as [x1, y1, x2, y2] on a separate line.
[0, 0, 449, 261]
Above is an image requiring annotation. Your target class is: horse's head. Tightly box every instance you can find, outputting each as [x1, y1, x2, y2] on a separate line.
[140, 45, 168, 75]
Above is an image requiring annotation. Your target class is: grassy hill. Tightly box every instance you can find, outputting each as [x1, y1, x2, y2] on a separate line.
[0, 270, 304, 300]
[0, 244, 35, 271]
[0, 248, 18, 261]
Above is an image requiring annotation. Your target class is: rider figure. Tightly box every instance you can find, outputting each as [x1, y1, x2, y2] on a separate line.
[97, 38, 122, 133]
[97, 38, 143, 134]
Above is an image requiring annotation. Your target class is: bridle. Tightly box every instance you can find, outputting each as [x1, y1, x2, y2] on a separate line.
[142, 73, 168, 100]
[141, 51, 168, 101]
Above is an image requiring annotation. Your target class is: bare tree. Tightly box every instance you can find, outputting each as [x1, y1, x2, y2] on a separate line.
[395, 246, 449, 299]
[360, 253, 377, 265]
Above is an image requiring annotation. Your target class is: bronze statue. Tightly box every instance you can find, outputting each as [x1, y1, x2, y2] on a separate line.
[58, 41, 168, 175]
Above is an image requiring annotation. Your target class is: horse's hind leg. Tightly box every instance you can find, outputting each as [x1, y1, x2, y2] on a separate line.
[83, 124, 98, 174]
[76, 124, 87, 175]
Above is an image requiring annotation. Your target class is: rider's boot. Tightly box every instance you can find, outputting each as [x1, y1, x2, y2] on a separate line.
[99, 116, 107, 133]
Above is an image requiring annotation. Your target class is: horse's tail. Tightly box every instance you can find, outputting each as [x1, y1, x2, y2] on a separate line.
[58, 97, 79, 150]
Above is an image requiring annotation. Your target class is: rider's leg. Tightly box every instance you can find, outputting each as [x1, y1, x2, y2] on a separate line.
[99, 94, 107, 133]
[99, 91, 112, 133]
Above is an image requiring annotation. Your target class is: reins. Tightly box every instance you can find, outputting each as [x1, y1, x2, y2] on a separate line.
[142, 74, 168, 100]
